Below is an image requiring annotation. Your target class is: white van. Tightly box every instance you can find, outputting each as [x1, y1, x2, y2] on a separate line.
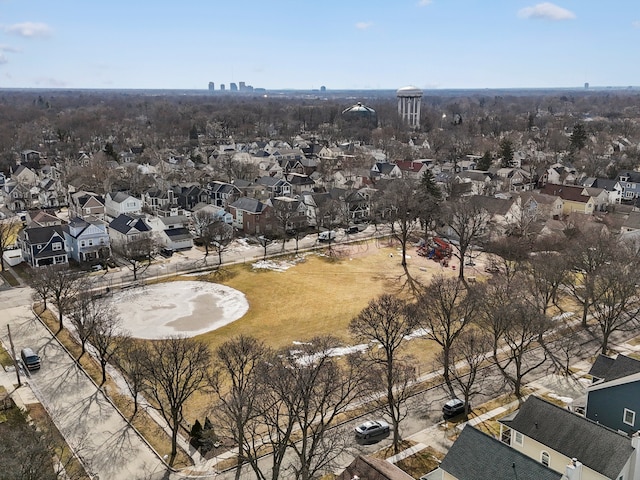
[318, 230, 336, 242]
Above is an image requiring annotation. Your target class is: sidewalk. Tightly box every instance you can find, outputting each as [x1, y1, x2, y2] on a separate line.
[0, 298, 167, 480]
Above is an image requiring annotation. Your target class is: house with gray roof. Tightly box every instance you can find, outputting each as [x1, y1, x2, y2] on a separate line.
[105, 191, 142, 220]
[228, 197, 272, 235]
[586, 354, 640, 435]
[255, 176, 292, 199]
[206, 181, 241, 208]
[424, 425, 561, 480]
[18, 224, 68, 267]
[63, 216, 111, 263]
[69, 191, 106, 220]
[108, 214, 153, 246]
[582, 177, 623, 205]
[617, 171, 640, 201]
[499, 395, 640, 480]
[370, 162, 402, 180]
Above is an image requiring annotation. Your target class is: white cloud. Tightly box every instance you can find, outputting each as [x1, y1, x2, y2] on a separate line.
[417, 0, 433, 6]
[4, 22, 52, 38]
[0, 45, 21, 53]
[518, 2, 575, 21]
[633, 20, 640, 29]
[355, 21, 373, 30]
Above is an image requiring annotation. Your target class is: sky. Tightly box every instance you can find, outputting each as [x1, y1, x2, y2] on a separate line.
[0, 1, 638, 91]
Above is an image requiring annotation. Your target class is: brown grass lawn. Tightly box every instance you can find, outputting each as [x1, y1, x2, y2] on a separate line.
[184, 241, 463, 419]
[196, 240, 461, 351]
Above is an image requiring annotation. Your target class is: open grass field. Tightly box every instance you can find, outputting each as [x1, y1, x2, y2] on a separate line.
[193, 239, 466, 352]
[180, 239, 477, 420]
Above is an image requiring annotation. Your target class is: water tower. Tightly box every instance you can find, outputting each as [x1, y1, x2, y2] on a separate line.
[396, 85, 423, 129]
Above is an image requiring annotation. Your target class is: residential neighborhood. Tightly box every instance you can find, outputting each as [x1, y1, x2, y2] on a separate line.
[3, 87, 640, 480]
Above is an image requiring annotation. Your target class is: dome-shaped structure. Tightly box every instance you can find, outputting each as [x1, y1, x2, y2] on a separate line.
[341, 102, 377, 127]
[396, 85, 423, 97]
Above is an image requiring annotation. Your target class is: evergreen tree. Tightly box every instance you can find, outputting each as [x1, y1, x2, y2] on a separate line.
[477, 150, 493, 171]
[190, 419, 203, 449]
[499, 139, 515, 168]
[570, 123, 587, 153]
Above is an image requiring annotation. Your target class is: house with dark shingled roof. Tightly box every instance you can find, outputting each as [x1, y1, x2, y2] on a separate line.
[424, 425, 561, 480]
[586, 354, 640, 435]
[499, 395, 640, 480]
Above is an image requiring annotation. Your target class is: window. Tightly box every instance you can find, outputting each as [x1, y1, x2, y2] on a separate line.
[52, 242, 62, 251]
[624, 408, 636, 426]
[541, 451, 550, 467]
[514, 431, 524, 446]
[80, 240, 86, 247]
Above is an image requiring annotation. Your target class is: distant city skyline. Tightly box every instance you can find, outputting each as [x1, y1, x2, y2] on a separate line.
[0, 1, 638, 91]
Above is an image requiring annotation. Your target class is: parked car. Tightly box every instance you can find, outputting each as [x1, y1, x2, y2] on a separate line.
[20, 347, 41, 372]
[354, 419, 390, 439]
[318, 230, 336, 242]
[159, 247, 174, 258]
[345, 225, 359, 234]
[442, 398, 467, 419]
[90, 263, 104, 272]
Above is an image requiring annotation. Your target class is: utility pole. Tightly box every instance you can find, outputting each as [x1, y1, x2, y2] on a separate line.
[7, 324, 21, 387]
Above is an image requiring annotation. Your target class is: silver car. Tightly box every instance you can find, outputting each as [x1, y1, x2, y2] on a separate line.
[354, 420, 390, 439]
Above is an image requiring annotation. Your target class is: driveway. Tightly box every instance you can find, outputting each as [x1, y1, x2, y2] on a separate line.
[0, 287, 168, 480]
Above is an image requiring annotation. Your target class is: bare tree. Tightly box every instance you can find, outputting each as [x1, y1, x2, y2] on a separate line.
[483, 236, 530, 282]
[29, 269, 52, 311]
[191, 209, 219, 259]
[68, 289, 100, 360]
[88, 300, 125, 385]
[442, 329, 492, 419]
[478, 278, 550, 398]
[270, 197, 306, 253]
[269, 336, 367, 480]
[38, 265, 80, 332]
[243, 360, 295, 480]
[564, 229, 614, 327]
[0, 216, 20, 271]
[114, 338, 147, 417]
[589, 261, 640, 354]
[349, 294, 419, 453]
[378, 178, 423, 272]
[525, 251, 570, 317]
[414, 276, 479, 397]
[442, 198, 490, 280]
[140, 336, 211, 465]
[111, 233, 157, 281]
[211, 335, 269, 480]
[209, 220, 235, 266]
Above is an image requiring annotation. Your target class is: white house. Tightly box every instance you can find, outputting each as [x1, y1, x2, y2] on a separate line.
[105, 192, 142, 220]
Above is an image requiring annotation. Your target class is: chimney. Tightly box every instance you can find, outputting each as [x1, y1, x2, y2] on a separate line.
[564, 458, 582, 480]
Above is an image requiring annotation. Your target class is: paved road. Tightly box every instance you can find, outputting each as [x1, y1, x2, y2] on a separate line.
[0, 287, 169, 480]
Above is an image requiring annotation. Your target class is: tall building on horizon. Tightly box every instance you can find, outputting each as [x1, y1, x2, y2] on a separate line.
[397, 85, 423, 129]
[230, 83, 238, 92]
[208, 82, 215, 91]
